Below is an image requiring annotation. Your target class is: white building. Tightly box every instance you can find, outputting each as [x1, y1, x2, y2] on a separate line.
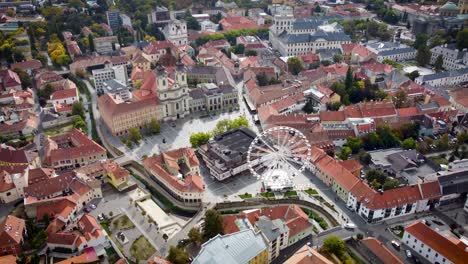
[50, 88, 79, 105]
[430, 44, 468, 70]
[415, 67, 468, 87]
[156, 63, 190, 121]
[163, 19, 188, 46]
[92, 63, 128, 90]
[365, 42, 416, 62]
[402, 221, 468, 264]
[269, 15, 351, 56]
[200, 20, 218, 32]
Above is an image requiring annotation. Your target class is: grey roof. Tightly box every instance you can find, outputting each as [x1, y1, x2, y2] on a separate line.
[419, 67, 468, 82]
[438, 169, 468, 195]
[281, 31, 351, 44]
[42, 113, 58, 122]
[255, 216, 288, 242]
[378, 47, 416, 56]
[366, 41, 402, 51]
[102, 79, 128, 92]
[387, 149, 421, 172]
[317, 48, 341, 61]
[192, 229, 268, 264]
[292, 18, 328, 30]
[189, 89, 205, 100]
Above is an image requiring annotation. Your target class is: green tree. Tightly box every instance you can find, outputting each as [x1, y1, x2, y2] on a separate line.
[13, 68, 32, 89]
[167, 246, 190, 264]
[346, 137, 363, 154]
[188, 227, 202, 245]
[393, 90, 407, 108]
[398, 122, 420, 140]
[203, 209, 224, 240]
[88, 34, 95, 52]
[38, 84, 54, 99]
[402, 137, 417, 150]
[363, 132, 382, 150]
[434, 55, 444, 71]
[245, 50, 257, 56]
[416, 46, 431, 66]
[302, 99, 316, 114]
[128, 127, 143, 143]
[383, 9, 399, 24]
[190, 132, 212, 148]
[314, 5, 321, 13]
[456, 28, 468, 50]
[405, 70, 420, 81]
[358, 149, 371, 165]
[230, 44, 245, 54]
[383, 178, 399, 190]
[414, 34, 429, 50]
[436, 134, 449, 151]
[344, 67, 353, 92]
[256, 72, 269, 86]
[229, 116, 249, 129]
[149, 119, 160, 134]
[376, 125, 399, 148]
[333, 54, 343, 63]
[186, 16, 201, 30]
[322, 235, 346, 257]
[73, 116, 87, 133]
[72, 101, 85, 119]
[326, 101, 342, 111]
[337, 146, 352, 160]
[287, 57, 304, 75]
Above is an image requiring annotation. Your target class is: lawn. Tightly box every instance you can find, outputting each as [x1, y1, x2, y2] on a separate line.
[260, 191, 275, 198]
[301, 207, 329, 230]
[100, 220, 111, 235]
[44, 123, 73, 136]
[283, 190, 298, 197]
[429, 156, 449, 165]
[239, 193, 252, 199]
[130, 236, 156, 261]
[112, 215, 135, 230]
[305, 188, 318, 195]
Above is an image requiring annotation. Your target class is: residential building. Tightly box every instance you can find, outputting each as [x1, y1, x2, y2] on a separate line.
[46, 214, 106, 257]
[93, 36, 118, 54]
[0, 70, 21, 91]
[50, 88, 79, 106]
[365, 42, 416, 62]
[415, 67, 468, 87]
[198, 126, 257, 181]
[236, 35, 268, 52]
[0, 147, 38, 204]
[143, 147, 205, 205]
[402, 221, 468, 264]
[189, 83, 238, 112]
[69, 55, 129, 75]
[92, 63, 128, 90]
[142, 40, 175, 64]
[10, 60, 42, 75]
[42, 128, 107, 170]
[255, 216, 289, 261]
[102, 161, 133, 191]
[430, 44, 468, 70]
[156, 63, 191, 121]
[101, 79, 131, 101]
[187, 65, 229, 86]
[192, 229, 269, 264]
[0, 215, 25, 256]
[284, 245, 333, 264]
[163, 20, 188, 46]
[106, 10, 121, 33]
[147, 6, 171, 26]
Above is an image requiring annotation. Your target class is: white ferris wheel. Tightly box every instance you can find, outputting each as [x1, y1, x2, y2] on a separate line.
[246, 126, 312, 191]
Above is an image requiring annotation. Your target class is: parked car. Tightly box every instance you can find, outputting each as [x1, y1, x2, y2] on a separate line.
[83, 207, 91, 213]
[90, 204, 96, 209]
[344, 223, 356, 230]
[391, 240, 400, 250]
[406, 250, 412, 258]
[97, 214, 104, 221]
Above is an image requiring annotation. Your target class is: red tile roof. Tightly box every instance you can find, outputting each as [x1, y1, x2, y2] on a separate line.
[102, 160, 129, 180]
[143, 147, 204, 193]
[50, 88, 78, 101]
[0, 215, 25, 247]
[397, 107, 420, 118]
[361, 237, 404, 264]
[405, 221, 468, 264]
[219, 16, 259, 31]
[319, 111, 345, 122]
[11, 60, 42, 71]
[0, 69, 21, 90]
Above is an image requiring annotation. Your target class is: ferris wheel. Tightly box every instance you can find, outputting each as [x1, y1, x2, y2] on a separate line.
[247, 126, 312, 190]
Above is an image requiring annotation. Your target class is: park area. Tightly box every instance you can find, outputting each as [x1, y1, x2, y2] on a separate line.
[130, 236, 156, 262]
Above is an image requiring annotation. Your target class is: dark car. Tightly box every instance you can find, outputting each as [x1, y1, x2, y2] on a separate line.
[83, 207, 91, 213]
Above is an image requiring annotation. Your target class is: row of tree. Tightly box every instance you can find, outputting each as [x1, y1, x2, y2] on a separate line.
[190, 116, 250, 148]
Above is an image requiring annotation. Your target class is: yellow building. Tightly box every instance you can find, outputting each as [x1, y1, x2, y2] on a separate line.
[103, 161, 133, 191]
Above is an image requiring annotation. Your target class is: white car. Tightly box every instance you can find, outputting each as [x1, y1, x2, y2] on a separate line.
[89, 204, 97, 209]
[344, 223, 356, 230]
[406, 250, 412, 258]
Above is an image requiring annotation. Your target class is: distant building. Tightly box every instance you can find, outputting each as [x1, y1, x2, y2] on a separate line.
[93, 36, 118, 54]
[200, 20, 218, 32]
[192, 229, 269, 264]
[284, 245, 333, 264]
[415, 67, 468, 87]
[143, 147, 205, 205]
[189, 83, 238, 113]
[101, 79, 131, 101]
[198, 127, 256, 181]
[92, 63, 128, 90]
[147, 6, 171, 26]
[106, 10, 121, 33]
[360, 237, 404, 264]
[163, 20, 188, 46]
[365, 42, 416, 62]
